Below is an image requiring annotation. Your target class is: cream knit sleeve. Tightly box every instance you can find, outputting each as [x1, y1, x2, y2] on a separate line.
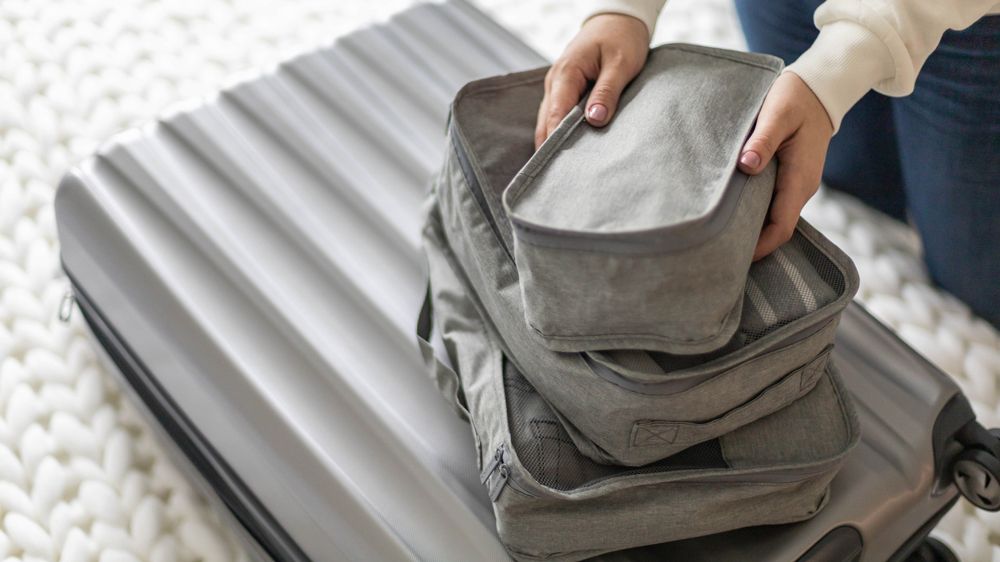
[582, 0, 998, 133]
[787, 0, 999, 132]
[581, 0, 666, 37]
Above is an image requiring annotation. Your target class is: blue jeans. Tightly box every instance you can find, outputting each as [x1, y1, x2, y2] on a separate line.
[735, 0, 1000, 327]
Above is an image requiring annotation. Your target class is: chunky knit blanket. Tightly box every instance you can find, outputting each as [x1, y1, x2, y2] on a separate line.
[0, 0, 996, 559]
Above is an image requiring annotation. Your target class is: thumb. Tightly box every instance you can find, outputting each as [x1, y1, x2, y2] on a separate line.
[585, 62, 633, 127]
[738, 112, 796, 175]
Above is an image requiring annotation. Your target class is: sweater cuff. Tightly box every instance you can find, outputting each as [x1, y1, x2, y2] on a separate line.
[785, 20, 894, 133]
[581, 0, 665, 37]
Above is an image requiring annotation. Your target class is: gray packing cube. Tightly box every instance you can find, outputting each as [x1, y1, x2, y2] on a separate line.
[421, 199, 859, 561]
[439, 63, 859, 466]
[504, 44, 783, 354]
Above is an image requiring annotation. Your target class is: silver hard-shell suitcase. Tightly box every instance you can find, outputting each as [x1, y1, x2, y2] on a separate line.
[54, 1, 1000, 560]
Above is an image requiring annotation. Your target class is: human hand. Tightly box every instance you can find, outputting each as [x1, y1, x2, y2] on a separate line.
[535, 13, 650, 149]
[737, 72, 834, 260]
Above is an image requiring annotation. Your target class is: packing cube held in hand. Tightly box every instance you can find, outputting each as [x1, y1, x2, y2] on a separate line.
[433, 48, 859, 467]
[505, 44, 784, 354]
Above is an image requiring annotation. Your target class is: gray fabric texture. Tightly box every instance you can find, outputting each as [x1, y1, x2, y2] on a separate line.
[503, 44, 784, 353]
[508, 46, 781, 230]
[434, 53, 860, 466]
[593, 224, 847, 380]
[450, 67, 546, 253]
[420, 199, 859, 561]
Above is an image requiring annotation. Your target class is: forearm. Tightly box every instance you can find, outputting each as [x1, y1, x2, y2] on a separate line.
[787, 0, 998, 131]
[582, 0, 667, 37]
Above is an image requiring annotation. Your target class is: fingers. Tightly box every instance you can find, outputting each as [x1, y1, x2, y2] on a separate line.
[752, 173, 804, 260]
[752, 161, 820, 260]
[744, 113, 799, 258]
[534, 12, 649, 148]
[535, 64, 587, 149]
[585, 59, 633, 127]
[534, 93, 550, 149]
[738, 107, 798, 177]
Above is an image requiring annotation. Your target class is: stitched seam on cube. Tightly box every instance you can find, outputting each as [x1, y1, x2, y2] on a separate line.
[633, 424, 678, 446]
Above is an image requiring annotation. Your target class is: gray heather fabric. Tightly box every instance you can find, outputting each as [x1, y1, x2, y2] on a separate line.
[739, 230, 842, 342]
[436, 57, 860, 466]
[504, 45, 783, 353]
[594, 223, 847, 379]
[421, 200, 859, 561]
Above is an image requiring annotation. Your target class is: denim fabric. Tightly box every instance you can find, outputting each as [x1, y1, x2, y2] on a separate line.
[735, 0, 1000, 327]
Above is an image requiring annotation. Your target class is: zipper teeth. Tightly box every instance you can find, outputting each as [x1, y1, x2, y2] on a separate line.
[507, 440, 840, 497]
[503, 469, 536, 497]
[594, 317, 834, 394]
[449, 125, 511, 259]
[491, 434, 837, 500]
[536, 461, 840, 497]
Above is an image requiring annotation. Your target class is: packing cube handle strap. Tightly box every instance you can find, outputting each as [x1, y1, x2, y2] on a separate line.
[417, 284, 471, 421]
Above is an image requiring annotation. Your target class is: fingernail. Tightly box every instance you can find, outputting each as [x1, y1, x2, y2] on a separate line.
[587, 104, 608, 123]
[740, 151, 761, 169]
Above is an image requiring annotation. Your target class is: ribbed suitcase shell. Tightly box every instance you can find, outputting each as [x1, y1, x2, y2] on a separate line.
[55, 2, 968, 561]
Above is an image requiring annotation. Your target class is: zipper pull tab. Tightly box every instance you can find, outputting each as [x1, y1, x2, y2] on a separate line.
[59, 291, 75, 323]
[488, 464, 510, 502]
[480, 444, 505, 484]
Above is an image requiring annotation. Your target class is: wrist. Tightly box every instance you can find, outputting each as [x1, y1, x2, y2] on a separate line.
[785, 21, 894, 133]
[581, 0, 664, 38]
[581, 12, 652, 46]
